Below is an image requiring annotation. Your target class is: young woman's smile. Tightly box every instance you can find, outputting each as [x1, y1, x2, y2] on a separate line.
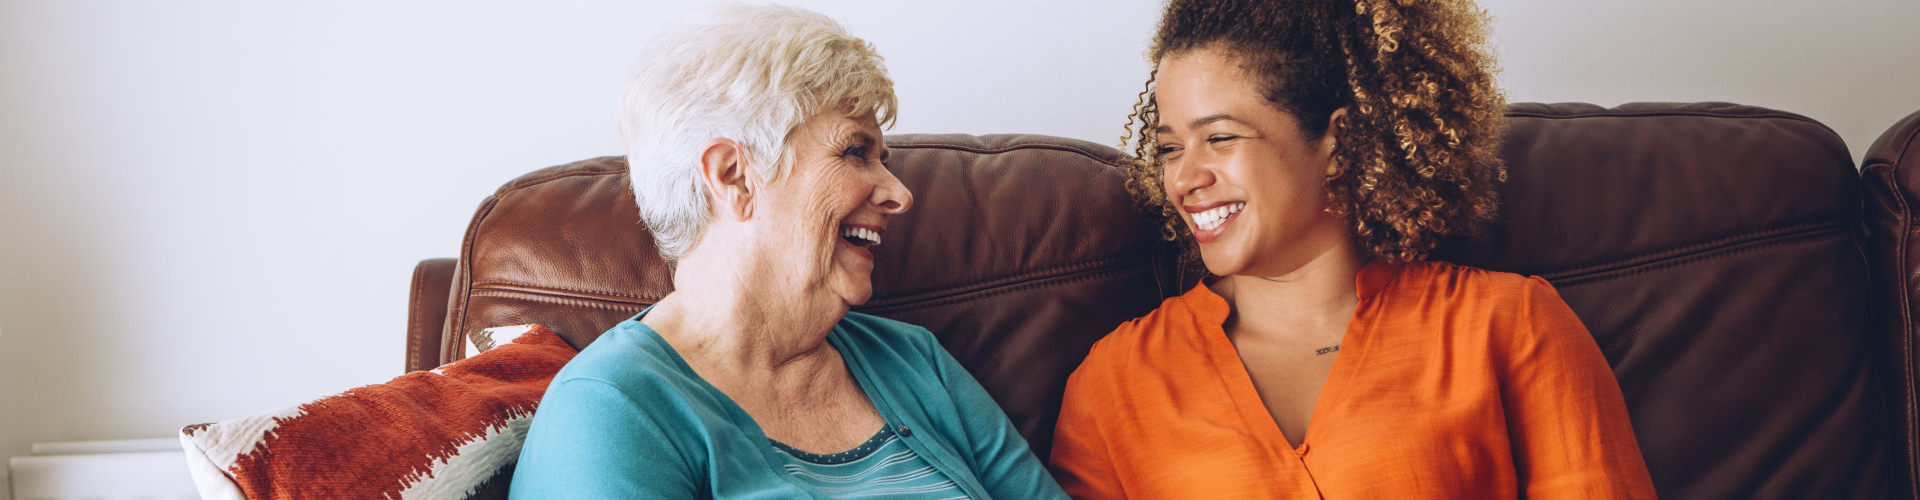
[1182, 200, 1245, 243]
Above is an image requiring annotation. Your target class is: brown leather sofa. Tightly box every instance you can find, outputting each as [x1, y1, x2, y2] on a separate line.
[1867, 105, 1920, 500]
[407, 102, 1916, 499]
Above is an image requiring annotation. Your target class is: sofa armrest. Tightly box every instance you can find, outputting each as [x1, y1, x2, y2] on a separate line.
[407, 258, 458, 373]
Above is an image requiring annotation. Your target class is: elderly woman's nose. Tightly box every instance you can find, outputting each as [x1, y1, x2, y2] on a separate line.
[873, 165, 914, 214]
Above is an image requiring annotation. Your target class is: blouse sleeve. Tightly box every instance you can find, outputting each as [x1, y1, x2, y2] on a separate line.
[509, 377, 698, 499]
[1499, 277, 1659, 499]
[1049, 365, 1128, 500]
[930, 344, 1071, 499]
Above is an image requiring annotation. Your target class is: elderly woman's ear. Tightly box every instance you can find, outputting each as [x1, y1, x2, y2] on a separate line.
[699, 137, 756, 220]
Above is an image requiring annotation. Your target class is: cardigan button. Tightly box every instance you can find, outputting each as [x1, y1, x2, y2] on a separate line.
[897, 425, 912, 437]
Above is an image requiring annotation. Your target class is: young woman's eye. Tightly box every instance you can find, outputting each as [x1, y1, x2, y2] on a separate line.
[1206, 135, 1237, 143]
[1156, 144, 1181, 156]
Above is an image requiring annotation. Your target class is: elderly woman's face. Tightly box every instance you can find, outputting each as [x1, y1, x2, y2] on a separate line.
[757, 111, 913, 307]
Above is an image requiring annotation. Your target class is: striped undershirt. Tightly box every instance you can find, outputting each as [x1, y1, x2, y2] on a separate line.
[770, 425, 970, 499]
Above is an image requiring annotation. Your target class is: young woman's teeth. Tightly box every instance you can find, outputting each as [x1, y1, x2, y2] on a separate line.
[840, 226, 881, 247]
[1193, 202, 1244, 231]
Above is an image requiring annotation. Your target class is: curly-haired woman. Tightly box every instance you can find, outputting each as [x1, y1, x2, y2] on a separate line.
[1048, 0, 1658, 497]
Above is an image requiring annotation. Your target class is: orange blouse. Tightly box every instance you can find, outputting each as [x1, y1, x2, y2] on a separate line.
[1049, 260, 1656, 499]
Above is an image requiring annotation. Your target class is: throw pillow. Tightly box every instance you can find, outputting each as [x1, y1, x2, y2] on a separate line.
[178, 324, 576, 500]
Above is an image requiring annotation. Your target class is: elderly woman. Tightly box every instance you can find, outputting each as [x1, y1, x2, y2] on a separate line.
[509, 5, 1065, 499]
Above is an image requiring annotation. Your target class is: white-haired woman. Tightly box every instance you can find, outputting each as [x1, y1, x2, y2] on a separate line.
[510, 4, 1066, 499]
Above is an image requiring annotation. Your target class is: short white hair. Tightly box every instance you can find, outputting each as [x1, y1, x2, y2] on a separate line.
[620, 3, 897, 266]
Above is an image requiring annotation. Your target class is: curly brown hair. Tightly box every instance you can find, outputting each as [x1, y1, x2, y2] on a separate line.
[1124, 0, 1507, 263]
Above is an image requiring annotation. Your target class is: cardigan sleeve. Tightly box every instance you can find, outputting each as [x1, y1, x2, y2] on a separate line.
[510, 377, 698, 499]
[1049, 362, 1128, 500]
[931, 342, 1070, 499]
[1498, 277, 1659, 499]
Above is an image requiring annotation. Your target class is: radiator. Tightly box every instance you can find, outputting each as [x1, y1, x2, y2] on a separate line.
[8, 438, 200, 500]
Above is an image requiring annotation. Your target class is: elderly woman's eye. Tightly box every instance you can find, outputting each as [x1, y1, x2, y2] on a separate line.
[843, 145, 869, 158]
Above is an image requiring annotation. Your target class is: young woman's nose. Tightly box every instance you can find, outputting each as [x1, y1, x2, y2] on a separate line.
[1165, 148, 1215, 197]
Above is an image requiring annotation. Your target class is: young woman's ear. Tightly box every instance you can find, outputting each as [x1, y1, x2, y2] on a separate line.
[1322, 107, 1350, 180]
[698, 138, 755, 220]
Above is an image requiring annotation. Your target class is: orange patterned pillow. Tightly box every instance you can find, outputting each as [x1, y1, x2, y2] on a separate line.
[178, 324, 576, 500]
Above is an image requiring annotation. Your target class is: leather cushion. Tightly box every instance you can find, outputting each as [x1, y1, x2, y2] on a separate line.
[1864, 107, 1920, 499]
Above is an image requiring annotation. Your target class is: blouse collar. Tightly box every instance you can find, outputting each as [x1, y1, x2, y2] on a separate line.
[1184, 258, 1405, 324]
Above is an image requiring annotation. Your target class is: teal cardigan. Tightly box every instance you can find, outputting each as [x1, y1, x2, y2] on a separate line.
[509, 311, 1067, 499]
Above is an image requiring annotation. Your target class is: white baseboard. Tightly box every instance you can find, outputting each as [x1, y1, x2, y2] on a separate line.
[8, 439, 200, 500]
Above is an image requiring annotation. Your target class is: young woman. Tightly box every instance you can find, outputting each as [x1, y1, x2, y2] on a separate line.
[1048, 0, 1658, 498]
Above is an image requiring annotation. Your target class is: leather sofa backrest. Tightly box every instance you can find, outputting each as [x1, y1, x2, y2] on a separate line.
[1437, 102, 1888, 499]
[436, 102, 1900, 499]
[1864, 107, 1920, 500]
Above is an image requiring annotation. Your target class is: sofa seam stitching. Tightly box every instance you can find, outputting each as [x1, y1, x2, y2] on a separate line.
[1527, 220, 1845, 280]
[860, 255, 1144, 308]
[1574, 228, 1847, 360]
[856, 267, 1133, 315]
[471, 279, 661, 300]
[469, 291, 651, 311]
[1551, 226, 1845, 287]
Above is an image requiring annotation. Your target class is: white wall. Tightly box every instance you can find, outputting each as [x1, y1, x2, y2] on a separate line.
[1, 1, 1915, 496]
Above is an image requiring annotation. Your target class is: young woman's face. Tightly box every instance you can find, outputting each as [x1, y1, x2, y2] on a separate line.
[1154, 46, 1349, 278]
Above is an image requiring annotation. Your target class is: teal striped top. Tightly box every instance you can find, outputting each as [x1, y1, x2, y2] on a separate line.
[510, 311, 1068, 499]
[771, 425, 970, 499]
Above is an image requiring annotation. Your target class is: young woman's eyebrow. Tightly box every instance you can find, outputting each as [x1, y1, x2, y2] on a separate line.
[1157, 114, 1239, 134]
